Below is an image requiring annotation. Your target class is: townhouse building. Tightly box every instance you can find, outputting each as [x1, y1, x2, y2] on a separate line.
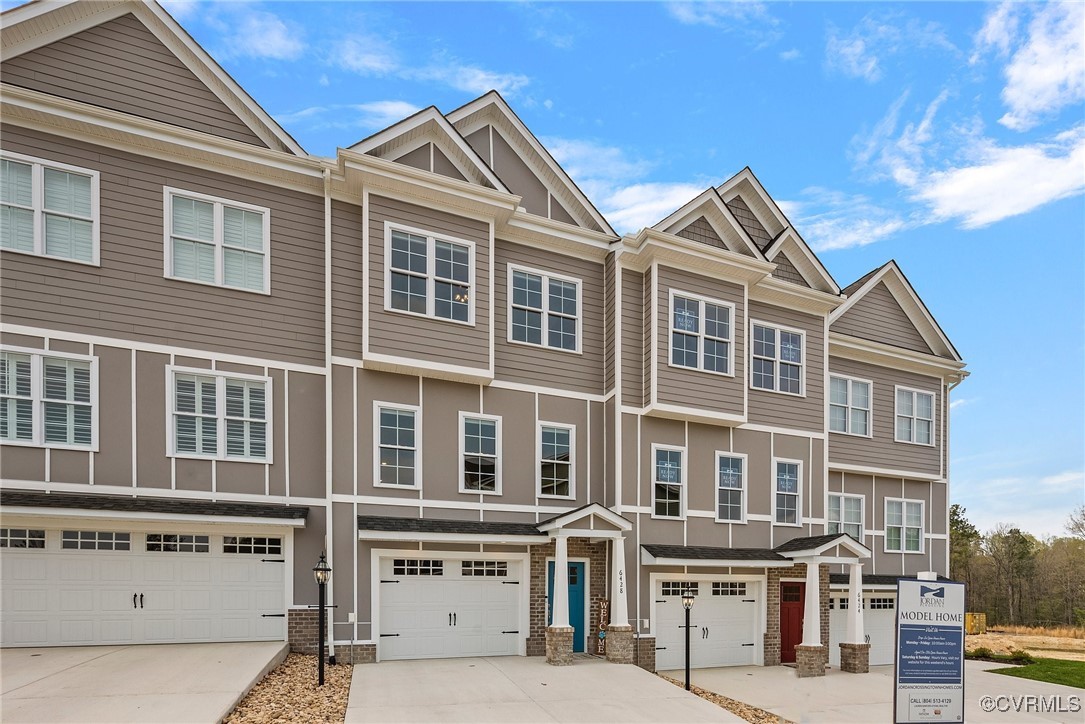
[0, 1, 967, 677]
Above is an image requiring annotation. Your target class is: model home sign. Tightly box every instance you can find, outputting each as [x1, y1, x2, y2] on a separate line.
[894, 578, 965, 723]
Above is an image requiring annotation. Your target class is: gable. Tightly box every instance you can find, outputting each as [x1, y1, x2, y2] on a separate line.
[833, 281, 934, 354]
[770, 251, 810, 288]
[655, 189, 763, 258]
[3, 13, 269, 148]
[724, 196, 773, 250]
[391, 142, 468, 182]
[675, 215, 727, 251]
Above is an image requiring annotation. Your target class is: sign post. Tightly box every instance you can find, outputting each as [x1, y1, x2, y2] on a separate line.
[894, 579, 965, 723]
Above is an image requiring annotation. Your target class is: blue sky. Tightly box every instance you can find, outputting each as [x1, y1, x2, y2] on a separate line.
[94, 2, 1085, 535]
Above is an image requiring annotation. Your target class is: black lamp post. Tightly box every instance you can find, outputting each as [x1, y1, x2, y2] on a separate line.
[682, 587, 695, 691]
[313, 551, 332, 686]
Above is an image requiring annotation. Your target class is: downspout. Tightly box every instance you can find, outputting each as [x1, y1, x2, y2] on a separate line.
[323, 166, 336, 664]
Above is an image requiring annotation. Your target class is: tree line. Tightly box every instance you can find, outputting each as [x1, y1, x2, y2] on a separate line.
[950, 504, 1085, 627]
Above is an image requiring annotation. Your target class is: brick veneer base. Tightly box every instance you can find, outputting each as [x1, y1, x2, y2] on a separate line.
[839, 642, 870, 673]
[795, 645, 826, 678]
[634, 635, 656, 673]
[605, 625, 634, 664]
[546, 626, 574, 665]
[526, 538, 608, 657]
[764, 564, 831, 666]
[288, 609, 323, 655]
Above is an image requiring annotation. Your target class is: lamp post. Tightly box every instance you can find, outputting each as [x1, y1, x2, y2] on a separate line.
[682, 587, 695, 691]
[313, 552, 332, 686]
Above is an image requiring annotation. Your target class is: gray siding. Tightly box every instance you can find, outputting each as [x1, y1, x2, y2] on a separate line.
[827, 356, 942, 477]
[493, 240, 604, 394]
[492, 128, 547, 217]
[0, 126, 325, 365]
[771, 252, 810, 287]
[747, 301, 825, 432]
[331, 200, 364, 359]
[642, 266, 653, 405]
[833, 281, 933, 355]
[432, 147, 467, 182]
[3, 14, 267, 147]
[725, 196, 771, 250]
[604, 253, 615, 392]
[676, 216, 727, 251]
[620, 270, 644, 406]
[367, 195, 490, 371]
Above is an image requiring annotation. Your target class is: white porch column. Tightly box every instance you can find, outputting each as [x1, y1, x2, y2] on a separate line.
[801, 559, 822, 647]
[552, 535, 570, 628]
[846, 562, 865, 644]
[609, 535, 629, 627]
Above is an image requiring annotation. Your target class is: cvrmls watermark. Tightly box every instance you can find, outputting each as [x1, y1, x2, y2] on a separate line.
[979, 695, 1081, 714]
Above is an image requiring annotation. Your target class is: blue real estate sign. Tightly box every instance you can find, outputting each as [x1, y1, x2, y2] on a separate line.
[894, 579, 965, 723]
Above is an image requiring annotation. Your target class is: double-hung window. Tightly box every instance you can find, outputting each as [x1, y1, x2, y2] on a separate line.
[460, 414, 500, 493]
[539, 423, 574, 498]
[509, 266, 580, 352]
[0, 348, 97, 449]
[652, 445, 685, 519]
[1, 152, 99, 264]
[774, 459, 801, 525]
[670, 292, 734, 374]
[716, 453, 746, 522]
[751, 322, 803, 394]
[388, 226, 473, 323]
[828, 493, 864, 539]
[375, 404, 418, 488]
[164, 188, 270, 293]
[829, 376, 871, 436]
[895, 387, 934, 445]
[886, 499, 923, 553]
[169, 368, 270, 462]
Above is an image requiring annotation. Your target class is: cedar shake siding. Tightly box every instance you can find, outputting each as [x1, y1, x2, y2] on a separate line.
[331, 200, 365, 359]
[832, 281, 934, 355]
[366, 194, 491, 372]
[0, 126, 325, 366]
[724, 196, 772, 250]
[747, 300, 825, 432]
[2, 14, 267, 148]
[771, 252, 810, 287]
[493, 240, 605, 395]
[621, 270, 645, 406]
[677, 216, 727, 251]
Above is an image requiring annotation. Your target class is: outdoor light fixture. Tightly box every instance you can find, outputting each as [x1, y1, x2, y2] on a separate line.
[313, 552, 332, 686]
[682, 587, 695, 691]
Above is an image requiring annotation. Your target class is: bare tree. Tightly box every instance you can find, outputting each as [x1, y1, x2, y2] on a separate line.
[1067, 505, 1085, 540]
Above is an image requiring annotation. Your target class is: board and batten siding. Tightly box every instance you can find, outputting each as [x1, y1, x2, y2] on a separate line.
[827, 356, 942, 477]
[0, 126, 325, 366]
[2, 14, 267, 148]
[493, 240, 604, 394]
[620, 270, 644, 407]
[654, 265, 745, 416]
[746, 300, 824, 432]
[366, 195, 490, 371]
[642, 266, 653, 405]
[832, 282, 933, 355]
[331, 200, 364, 359]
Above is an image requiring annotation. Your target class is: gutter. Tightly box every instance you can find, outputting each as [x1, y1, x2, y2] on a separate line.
[322, 166, 336, 664]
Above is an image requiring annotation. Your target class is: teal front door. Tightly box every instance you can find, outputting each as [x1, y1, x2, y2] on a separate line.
[547, 561, 586, 652]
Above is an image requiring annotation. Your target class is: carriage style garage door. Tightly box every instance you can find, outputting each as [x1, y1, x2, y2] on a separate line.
[655, 580, 761, 670]
[828, 592, 897, 667]
[378, 556, 522, 661]
[0, 527, 286, 647]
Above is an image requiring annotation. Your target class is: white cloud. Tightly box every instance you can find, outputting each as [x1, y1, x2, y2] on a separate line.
[329, 35, 398, 75]
[422, 64, 530, 96]
[949, 398, 973, 411]
[779, 48, 801, 61]
[274, 101, 421, 133]
[159, 0, 199, 21]
[667, 1, 782, 46]
[602, 182, 710, 233]
[826, 24, 882, 82]
[970, 1, 1020, 63]
[352, 101, 422, 129]
[778, 187, 909, 251]
[826, 15, 957, 83]
[226, 9, 305, 61]
[1039, 470, 1084, 491]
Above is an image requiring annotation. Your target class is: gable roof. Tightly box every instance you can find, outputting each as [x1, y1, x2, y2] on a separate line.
[762, 227, 840, 294]
[1, 0, 306, 156]
[1, 489, 308, 520]
[446, 91, 615, 236]
[652, 187, 766, 259]
[773, 532, 870, 558]
[716, 167, 789, 241]
[536, 502, 633, 533]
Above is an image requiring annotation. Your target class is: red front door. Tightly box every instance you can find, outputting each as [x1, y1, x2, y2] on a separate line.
[780, 582, 805, 663]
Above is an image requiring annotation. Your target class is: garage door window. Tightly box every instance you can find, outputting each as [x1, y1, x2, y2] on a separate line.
[0, 528, 45, 548]
[393, 559, 443, 576]
[869, 597, 895, 610]
[462, 560, 508, 577]
[712, 582, 747, 596]
[61, 530, 130, 550]
[223, 536, 281, 555]
[146, 533, 210, 553]
[661, 581, 698, 596]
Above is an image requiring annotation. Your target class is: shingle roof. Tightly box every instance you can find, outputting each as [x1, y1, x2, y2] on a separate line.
[841, 263, 887, 298]
[0, 489, 308, 519]
[357, 515, 543, 537]
[829, 573, 955, 586]
[773, 533, 860, 553]
[642, 544, 787, 562]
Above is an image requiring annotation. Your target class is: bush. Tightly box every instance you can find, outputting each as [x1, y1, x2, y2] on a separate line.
[967, 647, 993, 659]
[1007, 648, 1035, 664]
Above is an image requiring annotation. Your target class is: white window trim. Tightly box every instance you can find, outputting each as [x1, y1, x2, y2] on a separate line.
[506, 263, 583, 354]
[373, 401, 421, 491]
[827, 492, 864, 539]
[651, 443, 687, 521]
[0, 151, 101, 266]
[884, 497, 925, 554]
[0, 346, 99, 451]
[384, 221, 477, 326]
[894, 385, 936, 447]
[829, 374, 874, 438]
[771, 457, 803, 527]
[536, 421, 576, 500]
[749, 319, 806, 396]
[162, 187, 272, 295]
[165, 365, 273, 463]
[714, 451, 748, 524]
[458, 411, 501, 495]
[668, 289, 736, 377]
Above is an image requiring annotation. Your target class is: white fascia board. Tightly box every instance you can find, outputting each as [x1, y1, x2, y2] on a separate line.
[828, 461, 945, 483]
[763, 230, 840, 295]
[0, 506, 306, 528]
[357, 530, 550, 544]
[622, 229, 775, 283]
[750, 276, 843, 315]
[640, 550, 794, 568]
[829, 334, 967, 380]
[717, 168, 792, 238]
[362, 352, 494, 385]
[777, 537, 872, 559]
[536, 504, 633, 533]
[503, 211, 616, 261]
[643, 403, 746, 427]
[652, 188, 766, 260]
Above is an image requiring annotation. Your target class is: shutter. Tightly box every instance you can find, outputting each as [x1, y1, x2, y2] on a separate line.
[1, 160, 33, 205]
[224, 248, 264, 291]
[223, 207, 263, 252]
[172, 197, 214, 241]
[43, 169, 92, 217]
[173, 239, 215, 283]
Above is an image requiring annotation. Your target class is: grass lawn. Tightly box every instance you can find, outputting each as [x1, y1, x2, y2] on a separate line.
[989, 658, 1085, 689]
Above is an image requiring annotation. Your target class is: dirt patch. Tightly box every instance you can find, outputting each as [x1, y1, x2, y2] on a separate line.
[966, 632, 1085, 662]
[659, 674, 792, 723]
[226, 653, 353, 724]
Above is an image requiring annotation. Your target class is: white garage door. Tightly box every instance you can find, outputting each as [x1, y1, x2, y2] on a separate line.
[378, 557, 521, 661]
[1, 527, 286, 647]
[829, 592, 897, 667]
[655, 580, 761, 671]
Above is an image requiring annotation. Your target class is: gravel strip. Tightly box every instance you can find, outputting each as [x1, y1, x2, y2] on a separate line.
[226, 653, 353, 724]
[659, 674, 793, 724]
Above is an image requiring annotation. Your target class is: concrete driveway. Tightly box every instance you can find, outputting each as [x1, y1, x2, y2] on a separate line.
[0, 642, 286, 723]
[346, 656, 742, 722]
[663, 660, 1083, 723]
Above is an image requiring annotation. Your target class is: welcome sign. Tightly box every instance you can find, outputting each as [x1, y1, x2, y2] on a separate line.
[894, 579, 966, 723]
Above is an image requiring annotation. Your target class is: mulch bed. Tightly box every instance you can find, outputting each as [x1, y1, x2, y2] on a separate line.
[225, 653, 353, 724]
[659, 674, 793, 723]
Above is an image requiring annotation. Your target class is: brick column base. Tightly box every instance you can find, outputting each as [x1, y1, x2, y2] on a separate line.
[794, 644, 826, 678]
[604, 625, 634, 664]
[634, 635, 656, 672]
[545, 626, 574, 666]
[839, 642, 870, 673]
